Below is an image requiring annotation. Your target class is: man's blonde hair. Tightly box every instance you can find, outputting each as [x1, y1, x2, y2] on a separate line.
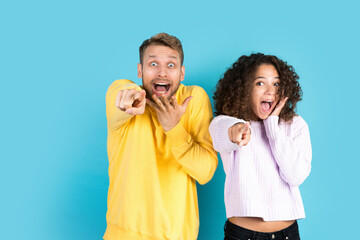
[139, 33, 184, 65]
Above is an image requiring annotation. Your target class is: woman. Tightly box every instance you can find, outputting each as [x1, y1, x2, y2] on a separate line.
[209, 53, 312, 240]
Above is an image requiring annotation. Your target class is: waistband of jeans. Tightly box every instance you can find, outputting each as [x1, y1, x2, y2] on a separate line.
[224, 219, 299, 238]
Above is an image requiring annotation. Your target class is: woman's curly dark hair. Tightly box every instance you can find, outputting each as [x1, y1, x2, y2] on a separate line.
[213, 53, 302, 122]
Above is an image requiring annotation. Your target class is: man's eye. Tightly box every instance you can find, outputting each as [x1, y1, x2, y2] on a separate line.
[150, 62, 157, 67]
[168, 63, 175, 67]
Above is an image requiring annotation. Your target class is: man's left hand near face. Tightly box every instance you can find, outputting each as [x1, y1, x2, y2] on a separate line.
[146, 94, 192, 132]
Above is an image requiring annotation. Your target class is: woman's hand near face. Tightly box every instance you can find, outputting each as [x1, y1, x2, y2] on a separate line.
[271, 97, 288, 117]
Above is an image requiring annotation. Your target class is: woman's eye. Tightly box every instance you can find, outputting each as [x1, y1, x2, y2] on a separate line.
[256, 82, 263, 86]
[274, 82, 280, 86]
[150, 62, 157, 67]
[168, 63, 175, 67]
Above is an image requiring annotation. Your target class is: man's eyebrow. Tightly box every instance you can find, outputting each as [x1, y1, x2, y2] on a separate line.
[147, 55, 178, 59]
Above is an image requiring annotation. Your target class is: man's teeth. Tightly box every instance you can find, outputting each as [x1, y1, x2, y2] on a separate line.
[154, 83, 169, 93]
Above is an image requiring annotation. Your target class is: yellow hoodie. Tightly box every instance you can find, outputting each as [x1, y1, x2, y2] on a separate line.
[104, 80, 218, 240]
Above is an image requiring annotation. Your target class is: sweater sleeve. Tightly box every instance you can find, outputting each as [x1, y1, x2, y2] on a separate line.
[164, 87, 218, 185]
[209, 115, 247, 153]
[263, 115, 312, 186]
[106, 79, 143, 132]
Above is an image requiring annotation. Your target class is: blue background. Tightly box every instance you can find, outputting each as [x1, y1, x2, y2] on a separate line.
[1, 0, 359, 239]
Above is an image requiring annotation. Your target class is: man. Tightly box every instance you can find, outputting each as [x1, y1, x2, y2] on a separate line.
[104, 33, 218, 240]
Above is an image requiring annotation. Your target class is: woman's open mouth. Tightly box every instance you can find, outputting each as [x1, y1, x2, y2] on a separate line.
[260, 100, 274, 113]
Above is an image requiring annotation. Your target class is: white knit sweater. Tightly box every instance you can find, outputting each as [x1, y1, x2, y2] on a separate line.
[209, 115, 312, 221]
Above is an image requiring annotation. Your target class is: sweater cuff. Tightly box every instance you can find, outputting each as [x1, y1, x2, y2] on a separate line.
[263, 115, 280, 140]
[122, 83, 143, 91]
[165, 122, 192, 147]
[217, 117, 246, 146]
[209, 115, 247, 152]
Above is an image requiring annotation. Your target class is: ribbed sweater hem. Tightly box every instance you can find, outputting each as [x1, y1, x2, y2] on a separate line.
[103, 222, 198, 240]
[226, 212, 305, 222]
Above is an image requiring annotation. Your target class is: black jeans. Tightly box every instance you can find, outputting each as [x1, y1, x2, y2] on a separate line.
[224, 220, 300, 240]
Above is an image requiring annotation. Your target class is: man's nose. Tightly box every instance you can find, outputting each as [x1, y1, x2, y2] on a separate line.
[157, 65, 168, 77]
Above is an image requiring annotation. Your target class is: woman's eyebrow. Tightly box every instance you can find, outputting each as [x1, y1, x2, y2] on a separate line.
[255, 76, 280, 80]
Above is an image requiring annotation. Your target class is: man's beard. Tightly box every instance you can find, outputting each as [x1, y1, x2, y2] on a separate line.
[143, 79, 181, 102]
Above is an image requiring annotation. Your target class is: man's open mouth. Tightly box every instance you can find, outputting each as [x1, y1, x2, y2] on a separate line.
[153, 83, 170, 94]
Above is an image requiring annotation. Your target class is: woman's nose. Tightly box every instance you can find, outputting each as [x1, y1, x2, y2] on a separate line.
[266, 85, 276, 95]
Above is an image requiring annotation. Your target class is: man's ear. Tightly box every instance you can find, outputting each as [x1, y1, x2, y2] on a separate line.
[137, 63, 142, 78]
[180, 65, 185, 81]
